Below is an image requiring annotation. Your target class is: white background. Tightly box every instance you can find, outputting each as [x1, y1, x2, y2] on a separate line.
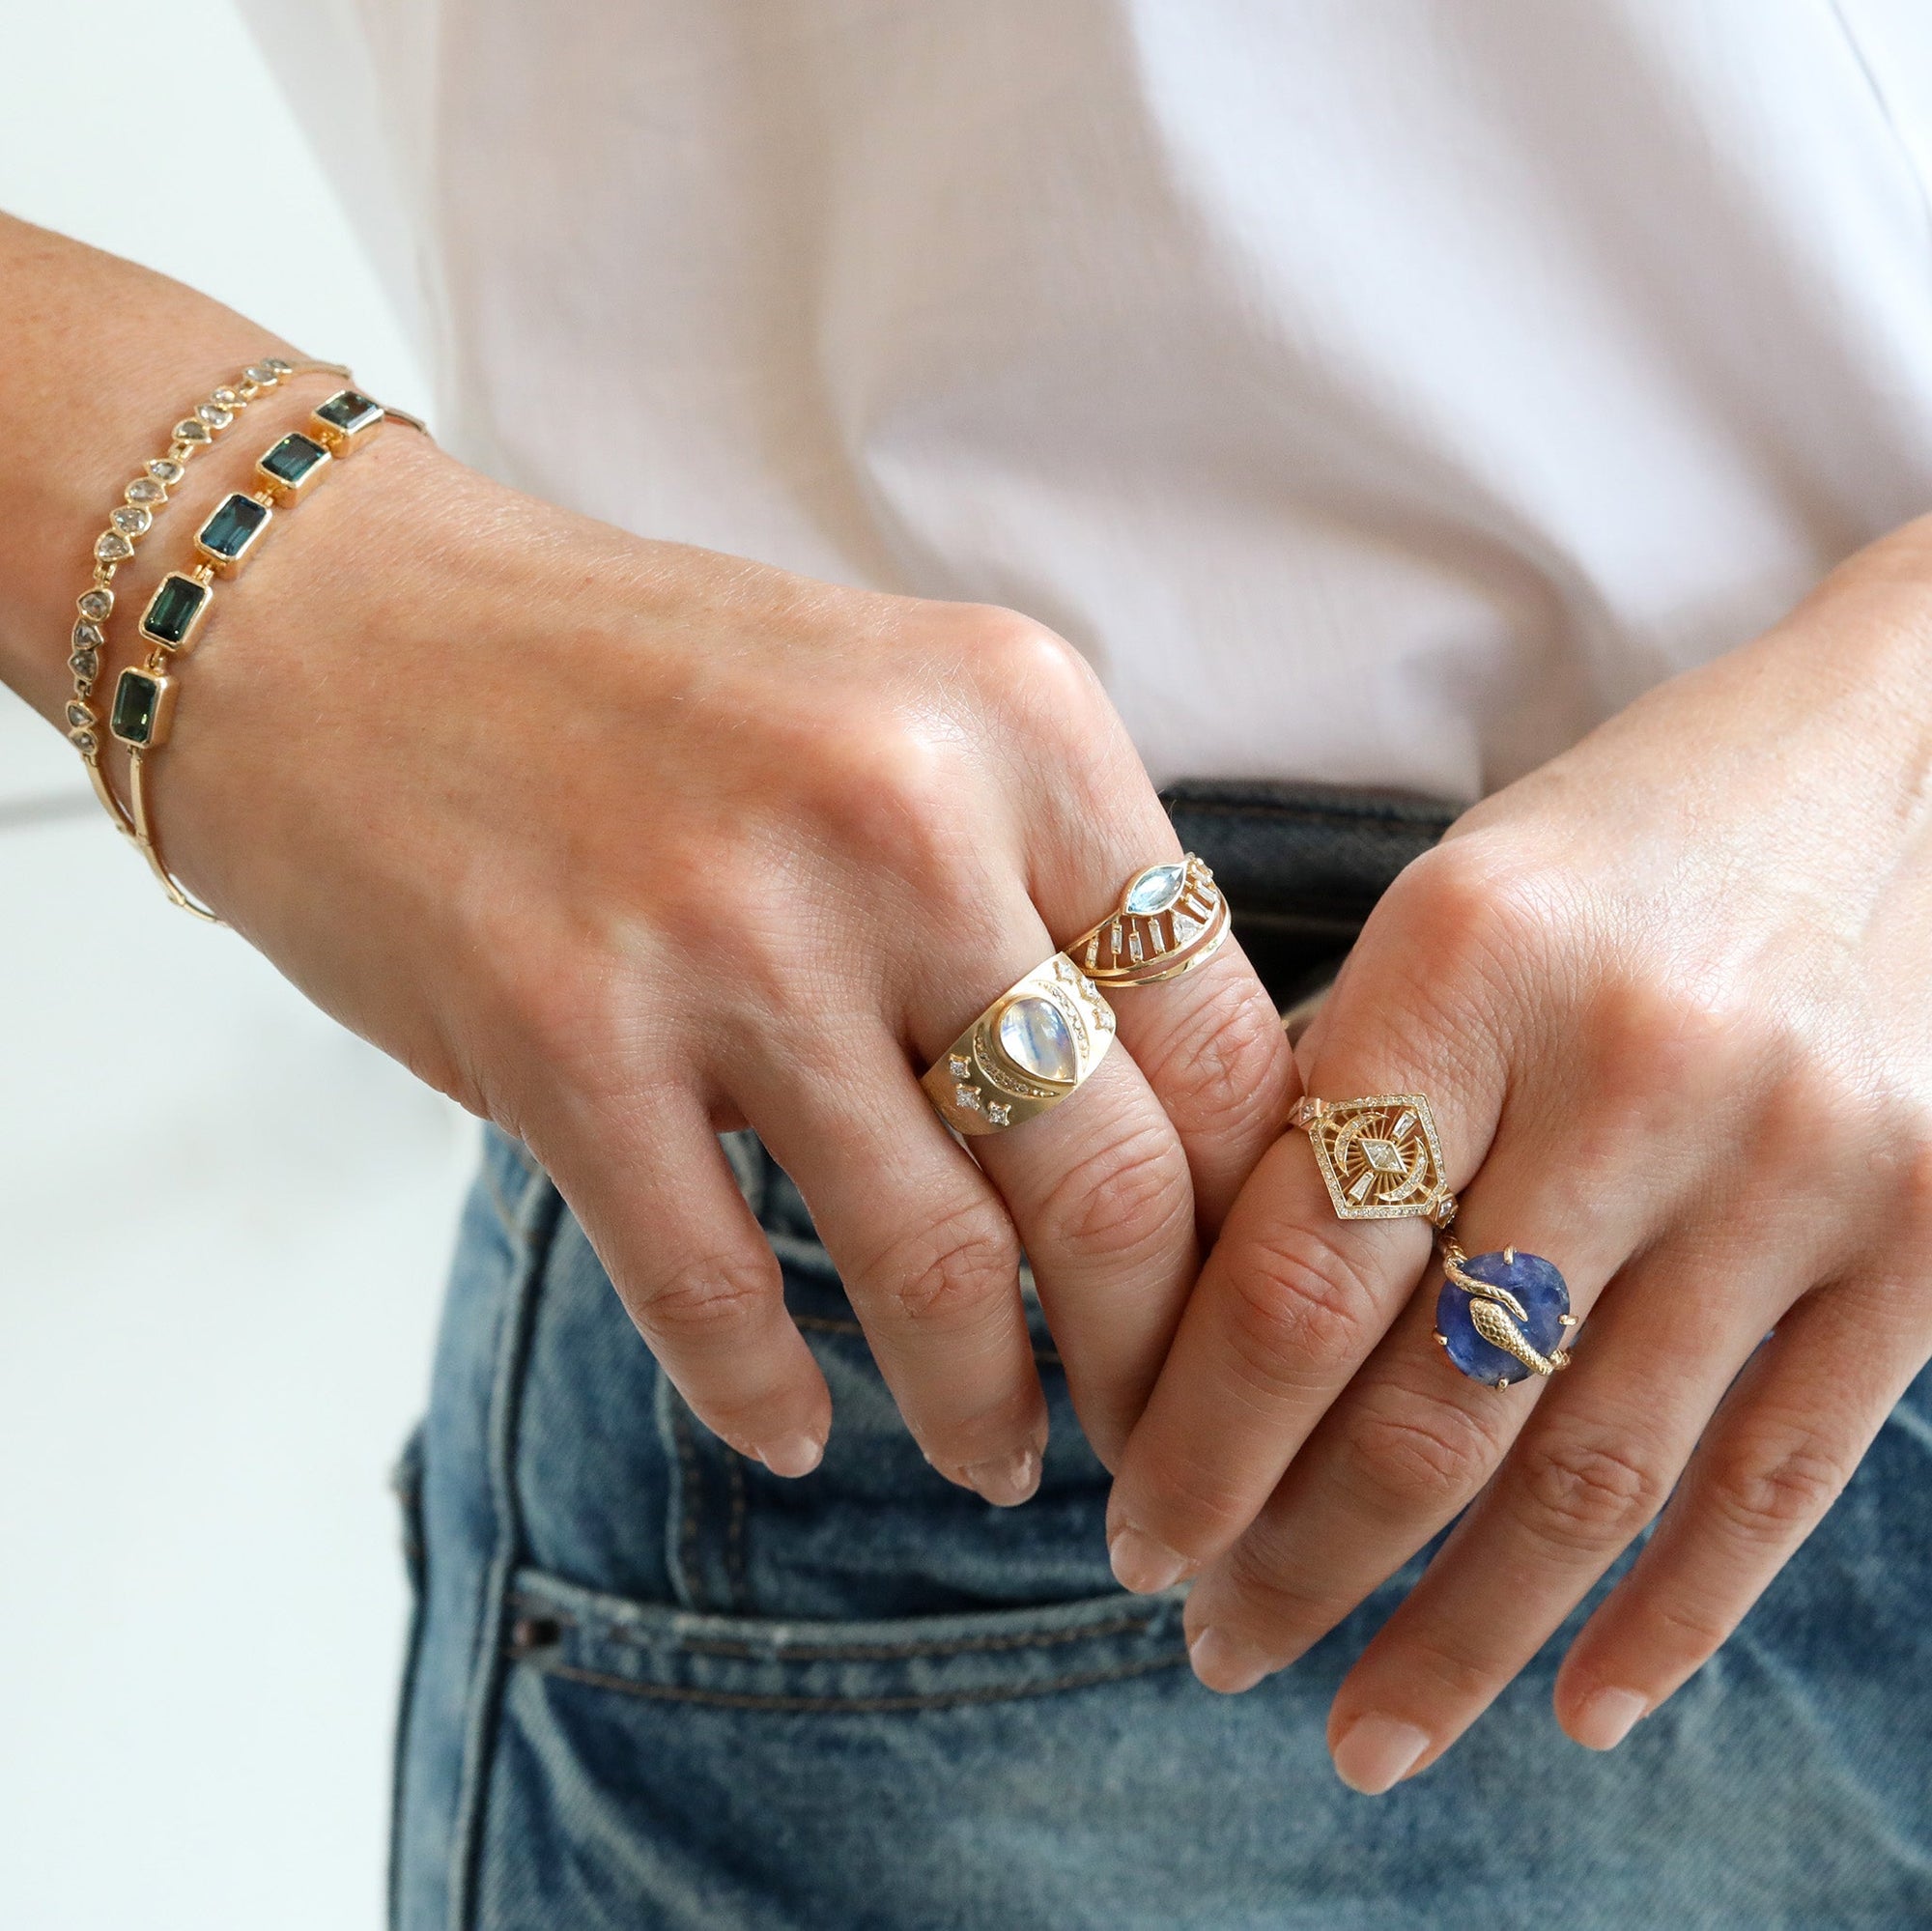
[0, 6, 473, 1925]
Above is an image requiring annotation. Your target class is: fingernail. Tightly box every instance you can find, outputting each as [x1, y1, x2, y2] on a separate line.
[1331, 1714, 1431, 1795]
[1188, 1626, 1274, 1694]
[1108, 1524, 1190, 1595]
[1571, 1686, 1648, 1751]
[961, 1446, 1041, 1508]
[754, 1434, 824, 1479]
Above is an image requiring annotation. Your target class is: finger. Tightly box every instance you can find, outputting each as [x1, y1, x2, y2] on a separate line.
[530, 1082, 833, 1476]
[1029, 830, 1293, 1238]
[1170, 1066, 1685, 1678]
[972, 1045, 1197, 1470]
[1105, 938, 1729, 1603]
[1100, 966, 1507, 1593]
[1321, 1228, 1797, 1794]
[1553, 1277, 1922, 1752]
[745, 1035, 1048, 1506]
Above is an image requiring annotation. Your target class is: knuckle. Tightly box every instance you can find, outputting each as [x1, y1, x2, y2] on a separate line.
[1341, 1377, 1513, 1517]
[1211, 1533, 1337, 1634]
[1585, 973, 1755, 1107]
[967, 606, 1096, 706]
[1220, 1223, 1384, 1389]
[1516, 1424, 1670, 1554]
[1641, 1586, 1742, 1661]
[860, 1197, 1022, 1328]
[1036, 1119, 1193, 1262]
[1702, 1423, 1851, 1543]
[1752, 1051, 1862, 1178]
[631, 1250, 777, 1346]
[1137, 968, 1290, 1139]
[811, 718, 982, 880]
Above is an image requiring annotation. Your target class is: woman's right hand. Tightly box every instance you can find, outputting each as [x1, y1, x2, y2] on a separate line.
[158, 415, 1293, 1498]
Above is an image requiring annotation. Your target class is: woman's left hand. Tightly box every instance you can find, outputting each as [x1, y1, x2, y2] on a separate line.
[1103, 517, 1932, 1791]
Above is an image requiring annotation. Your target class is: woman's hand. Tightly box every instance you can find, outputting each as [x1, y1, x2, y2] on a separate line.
[157, 415, 1291, 1496]
[1104, 518, 1932, 1784]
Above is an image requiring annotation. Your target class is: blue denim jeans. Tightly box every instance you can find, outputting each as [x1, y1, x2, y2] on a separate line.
[391, 787, 1932, 1929]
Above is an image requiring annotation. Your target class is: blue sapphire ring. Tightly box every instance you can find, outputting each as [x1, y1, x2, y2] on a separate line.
[1291, 1093, 1580, 1387]
[1435, 1242, 1578, 1388]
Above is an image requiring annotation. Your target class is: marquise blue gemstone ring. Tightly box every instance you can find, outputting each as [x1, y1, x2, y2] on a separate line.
[1289, 1093, 1580, 1389]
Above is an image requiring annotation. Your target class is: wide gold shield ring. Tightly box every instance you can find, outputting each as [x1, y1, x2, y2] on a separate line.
[1065, 854, 1229, 988]
[922, 955, 1117, 1136]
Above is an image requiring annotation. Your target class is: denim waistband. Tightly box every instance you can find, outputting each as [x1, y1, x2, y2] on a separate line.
[1160, 780, 1457, 1004]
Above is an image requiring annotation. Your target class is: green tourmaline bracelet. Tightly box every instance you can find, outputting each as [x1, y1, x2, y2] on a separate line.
[99, 378, 429, 921]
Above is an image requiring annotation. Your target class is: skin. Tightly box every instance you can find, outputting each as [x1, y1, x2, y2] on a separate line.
[0, 213, 1291, 1503]
[10, 213, 1932, 1793]
[1105, 523, 1932, 1788]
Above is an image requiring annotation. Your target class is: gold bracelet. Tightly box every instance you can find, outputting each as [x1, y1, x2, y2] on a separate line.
[105, 381, 431, 922]
[65, 356, 354, 844]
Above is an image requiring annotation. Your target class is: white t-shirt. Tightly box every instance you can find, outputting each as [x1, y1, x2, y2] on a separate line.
[245, 1, 1932, 798]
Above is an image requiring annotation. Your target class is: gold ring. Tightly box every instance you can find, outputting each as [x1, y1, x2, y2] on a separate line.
[1065, 854, 1229, 988]
[1289, 1093, 1459, 1225]
[1289, 1093, 1581, 1389]
[922, 955, 1117, 1135]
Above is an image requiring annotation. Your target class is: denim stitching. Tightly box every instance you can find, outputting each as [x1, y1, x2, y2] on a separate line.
[668, 1400, 705, 1609]
[725, 1448, 750, 1612]
[506, 1602, 1167, 1661]
[522, 1650, 1189, 1714]
[445, 1175, 565, 1931]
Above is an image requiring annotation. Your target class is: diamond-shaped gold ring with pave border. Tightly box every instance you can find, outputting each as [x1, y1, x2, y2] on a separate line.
[1289, 1093, 1460, 1225]
[922, 955, 1118, 1136]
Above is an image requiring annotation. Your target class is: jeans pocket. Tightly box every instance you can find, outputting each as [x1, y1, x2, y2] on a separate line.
[502, 1568, 1187, 1712]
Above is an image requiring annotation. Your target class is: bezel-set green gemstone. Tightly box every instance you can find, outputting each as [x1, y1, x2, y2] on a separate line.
[140, 572, 212, 652]
[110, 667, 168, 748]
[311, 388, 384, 454]
[195, 492, 272, 573]
[257, 431, 331, 500]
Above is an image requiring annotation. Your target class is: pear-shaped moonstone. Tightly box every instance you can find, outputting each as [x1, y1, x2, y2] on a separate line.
[998, 995, 1078, 1083]
[1125, 863, 1186, 915]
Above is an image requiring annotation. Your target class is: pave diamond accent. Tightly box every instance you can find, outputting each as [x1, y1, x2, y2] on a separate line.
[1298, 1093, 1453, 1223]
[953, 1083, 983, 1112]
[985, 1101, 1011, 1126]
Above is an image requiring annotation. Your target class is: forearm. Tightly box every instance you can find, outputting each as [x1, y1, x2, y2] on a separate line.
[0, 211, 337, 724]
